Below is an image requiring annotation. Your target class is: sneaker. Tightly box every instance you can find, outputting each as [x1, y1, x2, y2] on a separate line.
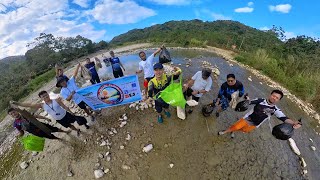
[157, 115, 163, 123]
[218, 131, 225, 135]
[231, 132, 235, 138]
[85, 124, 90, 129]
[187, 109, 193, 114]
[165, 111, 171, 118]
[215, 112, 220, 117]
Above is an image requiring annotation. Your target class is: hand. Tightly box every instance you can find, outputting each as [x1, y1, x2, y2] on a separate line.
[71, 91, 76, 95]
[191, 91, 198, 95]
[293, 121, 302, 129]
[183, 84, 188, 90]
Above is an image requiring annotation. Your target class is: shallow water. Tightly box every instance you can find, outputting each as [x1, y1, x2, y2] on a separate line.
[1, 48, 320, 180]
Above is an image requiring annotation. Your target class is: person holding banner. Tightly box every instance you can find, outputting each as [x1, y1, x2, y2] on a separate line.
[147, 63, 182, 123]
[8, 108, 66, 140]
[57, 63, 95, 120]
[11, 91, 89, 135]
[85, 57, 101, 84]
[136, 46, 163, 100]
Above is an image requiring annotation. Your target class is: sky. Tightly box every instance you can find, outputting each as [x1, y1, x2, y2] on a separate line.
[1, 0, 319, 59]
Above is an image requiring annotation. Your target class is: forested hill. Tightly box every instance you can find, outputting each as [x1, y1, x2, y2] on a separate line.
[110, 20, 282, 51]
[0, 56, 26, 63]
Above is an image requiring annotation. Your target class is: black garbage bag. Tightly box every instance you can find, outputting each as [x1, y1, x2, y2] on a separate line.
[159, 47, 172, 64]
[235, 100, 250, 112]
[272, 123, 294, 140]
[202, 104, 215, 117]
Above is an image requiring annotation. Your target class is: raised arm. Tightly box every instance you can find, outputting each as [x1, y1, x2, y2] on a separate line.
[73, 63, 81, 77]
[10, 101, 42, 110]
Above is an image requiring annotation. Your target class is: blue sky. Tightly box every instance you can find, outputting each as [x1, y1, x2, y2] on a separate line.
[0, 0, 319, 58]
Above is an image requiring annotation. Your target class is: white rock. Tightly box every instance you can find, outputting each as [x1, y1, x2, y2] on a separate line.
[169, 163, 174, 168]
[259, 82, 263, 85]
[32, 152, 38, 156]
[123, 116, 128, 120]
[143, 144, 153, 153]
[248, 77, 252, 82]
[119, 118, 124, 121]
[288, 138, 301, 156]
[105, 151, 110, 156]
[100, 140, 107, 147]
[67, 171, 73, 177]
[20, 161, 29, 169]
[122, 165, 131, 170]
[299, 157, 307, 168]
[303, 169, 308, 175]
[309, 138, 313, 143]
[120, 145, 125, 150]
[120, 121, 127, 128]
[98, 153, 104, 159]
[104, 169, 110, 174]
[94, 169, 104, 179]
[311, 146, 316, 151]
[125, 134, 131, 141]
[106, 156, 111, 162]
[111, 128, 117, 134]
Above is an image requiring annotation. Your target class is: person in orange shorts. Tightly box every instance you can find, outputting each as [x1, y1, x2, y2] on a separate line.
[218, 90, 301, 138]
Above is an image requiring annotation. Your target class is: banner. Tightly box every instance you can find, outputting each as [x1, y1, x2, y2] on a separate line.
[76, 75, 142, 110]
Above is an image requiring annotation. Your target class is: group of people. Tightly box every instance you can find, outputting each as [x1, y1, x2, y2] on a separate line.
[8, 45, 301, 144]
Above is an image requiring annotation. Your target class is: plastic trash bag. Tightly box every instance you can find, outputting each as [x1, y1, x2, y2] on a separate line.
[272, 123, 294, 140]
[235, 100, 250, 112]
[159, 47, 172, 64]
[21, 135, 45, 152]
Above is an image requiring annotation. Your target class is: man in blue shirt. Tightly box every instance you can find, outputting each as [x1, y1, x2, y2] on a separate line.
[109, 51, 125, 78]
[84, 57, 101, 84]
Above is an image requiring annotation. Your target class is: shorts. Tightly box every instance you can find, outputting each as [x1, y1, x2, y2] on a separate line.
[90, 75, 101, 84]
[77, 101, 88, 110]
[155, 98, 169, 113]
[113, 70, 124, 78]
[144, 77, 154, 88]
[228, 118, 256, 133]
[214, 96, 229, 111]
[184, 87, 200, 102]
[57, 112, 87, 128]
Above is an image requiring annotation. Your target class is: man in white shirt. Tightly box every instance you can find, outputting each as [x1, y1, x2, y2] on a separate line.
[183, 68, 213, 113]
[136, 46, 163, 99]
[56, 63, 94, 120]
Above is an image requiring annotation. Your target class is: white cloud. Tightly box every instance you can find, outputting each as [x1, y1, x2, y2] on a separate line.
[73, 0, 90, 8]
[269, 4, 292, 13]
[211, 13, 231, 20]
[248, 2, 253, 6]
[0, 0, 106, 58]
[0, 4, 7, 12]
[284, 31, 296, 39]
[88, 0, 156, 24]
[148, 0, 192, 5]
[235, 7, 254, 13]
[259, 26, 270, 31]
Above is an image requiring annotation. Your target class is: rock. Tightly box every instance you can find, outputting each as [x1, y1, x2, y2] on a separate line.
[143, 144, 153, 153]
[164, 144, 168, 148]
[122, 165, 131, 170]
[106, 156, 111, 162]
[67, 171, 73, 177]
[125, 134, 131, 141]
[120, 121, 127, 128]
[123, 116, 128, 120]
[95, 163, 101, 167]
[104, 169, 110, 174]
[100, 140, 107, 146]
[32, 151, 38, 156]
[111, 128, 117, 134]
[120, 145, 125, 150]
[169, 163, 174, 168]
[311, 146, 316, 151]
[309, 138, 313, 143]
[105, 151, 110, 156]
[248, 77, 252, 81]
[288, 138, 301, 156]
[303, 169, 308, 175]
[20, 162, 29, 169]
[94, 169, 104, 179]
[299, 157, 307, 168]
[98, 153, 104, 159]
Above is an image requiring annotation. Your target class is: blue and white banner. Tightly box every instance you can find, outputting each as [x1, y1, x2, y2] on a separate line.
[76, 75, 142, 110]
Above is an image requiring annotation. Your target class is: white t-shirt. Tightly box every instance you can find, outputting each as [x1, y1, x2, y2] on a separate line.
[191, 71, 212, 97]
[42, 99, 66, 120]
[60, 77, 83, 104]
[139, 53, 155, 78]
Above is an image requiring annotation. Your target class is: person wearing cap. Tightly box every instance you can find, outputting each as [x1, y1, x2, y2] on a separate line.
[147, 63, 182, 123]
[109, 51, 125, 78]
[213, 74, 245, 117]
[56, 63, 94, 120]
[84, 57, 101, 84]
[136, 46, 163, 100]
[183, 68, 213, 114]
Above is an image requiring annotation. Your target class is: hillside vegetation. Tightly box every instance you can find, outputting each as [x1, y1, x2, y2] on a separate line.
[110, 20, 320, 112]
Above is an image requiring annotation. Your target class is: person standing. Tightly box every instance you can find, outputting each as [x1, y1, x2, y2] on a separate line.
[84, 57, 101, 84]
[147, 63, 182, 123]
[109, 51, 125, 78]
[136, 47, 162, 99]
